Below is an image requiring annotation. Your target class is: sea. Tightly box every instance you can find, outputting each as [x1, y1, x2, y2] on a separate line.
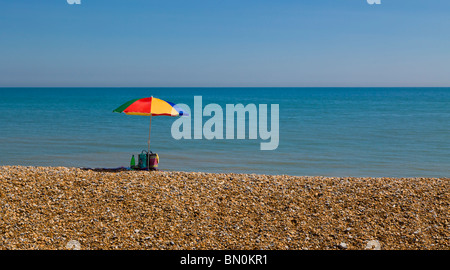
[0, 87, 449, 178]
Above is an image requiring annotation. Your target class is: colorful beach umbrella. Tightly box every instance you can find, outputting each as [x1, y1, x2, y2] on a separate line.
[113, 96, 187, 165]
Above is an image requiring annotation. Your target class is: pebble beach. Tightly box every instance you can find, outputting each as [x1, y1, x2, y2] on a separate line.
[0, 166, 448, 250]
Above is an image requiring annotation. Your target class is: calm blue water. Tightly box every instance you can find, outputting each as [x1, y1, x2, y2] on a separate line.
[0, 88, 449, 178]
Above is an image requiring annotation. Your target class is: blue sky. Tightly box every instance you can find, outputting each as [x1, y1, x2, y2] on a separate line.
[0, 0, 449, 87]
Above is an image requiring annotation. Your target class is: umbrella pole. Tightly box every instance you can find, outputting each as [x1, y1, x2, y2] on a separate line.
[148, 114, 152, 170]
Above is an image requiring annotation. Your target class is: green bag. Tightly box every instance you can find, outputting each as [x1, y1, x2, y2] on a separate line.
[138, 150, 148, 169]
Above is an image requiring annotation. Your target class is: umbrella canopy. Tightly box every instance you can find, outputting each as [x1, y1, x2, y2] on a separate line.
[113, 96, 187, 169]
[113, 96, 186, 116]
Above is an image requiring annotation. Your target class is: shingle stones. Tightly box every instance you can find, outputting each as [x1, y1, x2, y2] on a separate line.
[0, 166, 448, 250]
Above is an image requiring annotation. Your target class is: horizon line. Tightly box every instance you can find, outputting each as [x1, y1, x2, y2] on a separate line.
[1, 86, 450, 89]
